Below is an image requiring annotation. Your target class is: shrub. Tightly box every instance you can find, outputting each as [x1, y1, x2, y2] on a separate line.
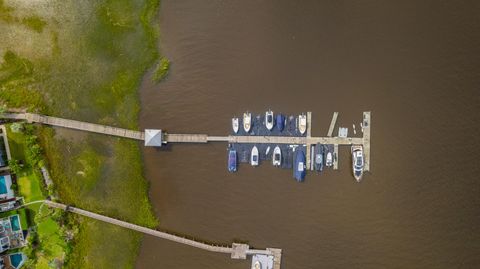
[152, 57, 170, 83]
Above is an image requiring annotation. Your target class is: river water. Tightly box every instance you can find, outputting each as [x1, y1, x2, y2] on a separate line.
[137, 1, 480, 268]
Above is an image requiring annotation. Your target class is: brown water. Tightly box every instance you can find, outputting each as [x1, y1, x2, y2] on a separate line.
[137, 1, 480, 268]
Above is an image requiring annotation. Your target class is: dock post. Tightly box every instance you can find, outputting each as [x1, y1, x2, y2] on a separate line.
[305, 112, 312, 170]
[362, 112, 371, 172]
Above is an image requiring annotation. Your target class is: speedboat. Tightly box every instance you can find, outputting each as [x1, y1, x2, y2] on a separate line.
[232, 117, 239, 133]
[243, 112, 252, 133]
[314, 144, 324, 171]
[293, 149, 306, 182]
[265, 110, 274, 131]
[253, 261, 261, 269]
[272, 146, 281, 167]
[250, 146, 259, 166]
[276, 114, 285, 132]
[351, 145, 364, 182]
[228, 149, 237, 172]
[298, 113, 307, 134]
[325, 151, 333, 167]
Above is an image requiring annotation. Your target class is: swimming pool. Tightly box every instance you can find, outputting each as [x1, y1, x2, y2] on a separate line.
[10, 215, 20, 231]
[9, 253, 24, 268]
[0, 176, 7, 195]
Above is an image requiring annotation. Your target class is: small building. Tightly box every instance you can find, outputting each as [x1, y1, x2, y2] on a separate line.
[0, 174, 14, 202]
[0, 252, 27, 269]
[0, 215, 26, 253]
[144, 129, 163, 147]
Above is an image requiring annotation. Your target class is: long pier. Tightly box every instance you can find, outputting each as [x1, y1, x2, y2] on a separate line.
[42, 200, 282, 268]
[2, 111, 371, 172]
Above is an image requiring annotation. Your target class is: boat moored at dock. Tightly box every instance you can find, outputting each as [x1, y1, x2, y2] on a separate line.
[276, 114, 285, 132]
[265, 110, 274, 131]
[314, 144, 324, 171]
[228, 148, 237, 172]
[243, 112, 252, 133]
[351, 145, 364, 182]
[325, 151, 333, 167]
[232, 117, 239, 133]
[272, 146, 282, 167]
[251, 146, 259, 166]
[298, 113, 307, 134]
[293, 149, 306, 182]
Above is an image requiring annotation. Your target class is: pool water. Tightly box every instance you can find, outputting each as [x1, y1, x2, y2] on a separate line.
[10, 215, 20, 231]
[9, 253, 24, 268]
[0, 176, 7, 195]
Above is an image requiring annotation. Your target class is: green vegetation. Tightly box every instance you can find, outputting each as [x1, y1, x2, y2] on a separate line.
[0, 0, 162, 268]
[153, 57, 170, 82]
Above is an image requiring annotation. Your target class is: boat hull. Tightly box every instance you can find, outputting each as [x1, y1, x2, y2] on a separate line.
[228, 149, 237, 172]
[232, 118, 239, 133]
[265, 111, 274, 131]
[293, 149, 306, 182]
[314, 144, 324, 171]
[298, 114, 307, 134]
[272, 146, 282, 166]
[276, 114, 285, 132]
[351, 145, 364, 182]
[251, 146, 259, 166]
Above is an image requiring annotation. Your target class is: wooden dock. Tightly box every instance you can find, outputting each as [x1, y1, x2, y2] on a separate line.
[362, 111, 371, 171]
[44, 200, 282, 266]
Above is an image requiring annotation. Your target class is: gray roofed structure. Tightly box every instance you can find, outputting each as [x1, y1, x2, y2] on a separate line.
[144, 129, 163, 147]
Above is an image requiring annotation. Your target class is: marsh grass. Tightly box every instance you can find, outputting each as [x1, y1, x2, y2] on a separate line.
[0, 0, 162, 268]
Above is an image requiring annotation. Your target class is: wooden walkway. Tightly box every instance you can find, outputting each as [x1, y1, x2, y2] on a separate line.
[43, 200, 282, 266]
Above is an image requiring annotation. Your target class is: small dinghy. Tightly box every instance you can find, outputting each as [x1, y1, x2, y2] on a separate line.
[265, 146, 271, 156]
[243, 112, 252, 133]
[298, 113, 307, 134]
[228, 148, 237, 172]
[250, 146, 259, 166]
[265, 110, 274, 131]
[351, 145, 364, 182]
[272, 146, 282, 167]
[232, 117, 239, 133]
[276, 114, 285, 132]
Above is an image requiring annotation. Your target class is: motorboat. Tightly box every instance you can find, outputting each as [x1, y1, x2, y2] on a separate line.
[351, 145, 364, 182]
[314, 144, 324, 171]
[265, 110, 274, 131]
[298, 113, 307, 134]
[272, 146, 282, 167]
[251, 146, 259, 166]
[232, 117, 239, 133]
[276, 114, 285, 132]
[325, 151, 333, 167]
[243, 112, 252, 133]
[293, 149, 306, 182]
[228, 149, 237, 172]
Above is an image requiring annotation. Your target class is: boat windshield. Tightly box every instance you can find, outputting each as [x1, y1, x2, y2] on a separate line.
[267, 115, 273, 122]
[275, 154, 280, 161]
[253, 156, 258, 162]
[315, 155, 322, 163]
[298, 162, 304, 171]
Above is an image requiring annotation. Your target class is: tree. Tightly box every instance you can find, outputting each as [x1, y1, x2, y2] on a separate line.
[10, 122, 24, 133]
[8, 158, 22, 174]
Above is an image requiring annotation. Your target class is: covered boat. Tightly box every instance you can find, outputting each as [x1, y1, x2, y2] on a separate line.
[293, 149, 306, 182]
[228, 149, 237, 172]
[272, 146, 282, 167]
[314, 144, 324, 171]
[251, 146, 259, 166]
[243, 112, 252, 133]
[276, 114, 285, 132]
[298, 113, 307, 134]
[232, 117, 239, 133]
[351, 145, 364, 182]
[265, 110, 274, 131]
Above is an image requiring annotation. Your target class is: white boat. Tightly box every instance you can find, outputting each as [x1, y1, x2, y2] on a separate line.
[250, 146, 259, 166]
[298, 113, 307, 134]
[272, 146, 281, 166]
[243, 112, 252, 133]
[265, 146, 271, 155]
[252, 261, 261, 269]
[232, 117, 239, 133]
[351, 145, 364, 182]
[265, 110, 274, 131]
[325, 152, 333, 167]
